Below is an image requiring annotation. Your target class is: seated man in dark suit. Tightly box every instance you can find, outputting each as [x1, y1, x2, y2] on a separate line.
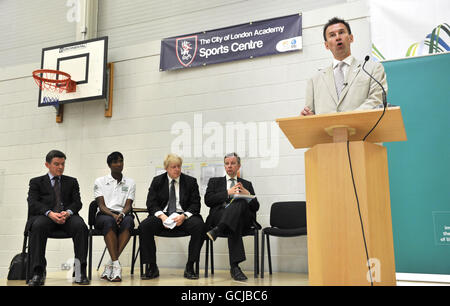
[139, 153, 205, 280]
[26, 150, 89, 286]
[205, 152, 260, 281]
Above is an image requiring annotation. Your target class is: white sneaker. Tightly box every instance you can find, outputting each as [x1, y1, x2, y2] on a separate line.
[109, 264, 122, 282]
[101, 264, 112, 280]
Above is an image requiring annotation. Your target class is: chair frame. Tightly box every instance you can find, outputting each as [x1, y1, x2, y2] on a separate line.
[260, 201, 307, 278]
[24, 217, 73, 283]
[204, 222, 260, 278]
[141, 229, 200, 276]
[87, 200, 140, 280]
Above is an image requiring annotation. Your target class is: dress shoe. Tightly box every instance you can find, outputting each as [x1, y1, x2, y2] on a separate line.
[141, 264, 159, 280]
[206, 226, 220, 241]
[230, 266, 248, 281]
[184, 264, 199, 280]
[28, 274, 45, 286]
[74, 274, 90, 285]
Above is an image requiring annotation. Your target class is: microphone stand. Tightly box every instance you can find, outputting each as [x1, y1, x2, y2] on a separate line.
[361, 56, 387, 141]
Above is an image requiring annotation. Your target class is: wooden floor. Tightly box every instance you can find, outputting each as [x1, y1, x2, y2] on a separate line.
[5, 269, 448, 286]
[2, 267, 309, 286]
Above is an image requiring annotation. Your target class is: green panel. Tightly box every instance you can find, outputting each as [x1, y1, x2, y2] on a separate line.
[382, 53, 450, 274]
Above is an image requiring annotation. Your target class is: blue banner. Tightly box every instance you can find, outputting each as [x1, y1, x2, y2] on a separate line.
[160, 14, 302, 71]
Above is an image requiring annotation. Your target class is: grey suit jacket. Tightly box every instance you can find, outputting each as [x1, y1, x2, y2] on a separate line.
[305, 57, 387, 115]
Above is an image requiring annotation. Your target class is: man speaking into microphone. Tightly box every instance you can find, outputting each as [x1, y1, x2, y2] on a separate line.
[301, 17, 387, 116]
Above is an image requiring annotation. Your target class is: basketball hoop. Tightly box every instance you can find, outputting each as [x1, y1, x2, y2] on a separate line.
[32, 69, 77, 106]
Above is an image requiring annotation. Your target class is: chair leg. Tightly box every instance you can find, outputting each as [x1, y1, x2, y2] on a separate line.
[254, 230, 258, 278]
[261, 232, 265, 278]
[139, 247, 144, 277]
[267, 234, 272, 275]
[210, 240, 214, 275]
[97, 246, 107, 271]
[205, 238, 209, 278]
[130, 234, 137, 275]
[88, 232, 92, 280]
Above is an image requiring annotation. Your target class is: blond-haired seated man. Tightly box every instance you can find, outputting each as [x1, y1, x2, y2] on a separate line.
[139, 154, 205, 280]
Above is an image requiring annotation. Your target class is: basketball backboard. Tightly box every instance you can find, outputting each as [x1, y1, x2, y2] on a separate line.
[37, 36, 108, 107]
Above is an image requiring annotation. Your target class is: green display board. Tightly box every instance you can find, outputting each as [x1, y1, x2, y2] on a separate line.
[382, 53, 450, 274]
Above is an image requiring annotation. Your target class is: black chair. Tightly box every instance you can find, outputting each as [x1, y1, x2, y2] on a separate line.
[204, 221, 261, 278]
[141, 229, 200, 275]
[24, 211, 72, 283]
[87, 200, 140, 280]
[260, 201, 307, 278]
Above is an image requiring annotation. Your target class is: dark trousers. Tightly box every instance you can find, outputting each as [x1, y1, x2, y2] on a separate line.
[138, 214, 205, 265]
[207, 199, 251, 265]
[29, 215, 88, 274]
[95, 213, 135, 236]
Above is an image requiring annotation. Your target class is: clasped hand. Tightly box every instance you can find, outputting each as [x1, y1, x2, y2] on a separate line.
[48, 211, 70, 224]
[227, 182, 250, 196]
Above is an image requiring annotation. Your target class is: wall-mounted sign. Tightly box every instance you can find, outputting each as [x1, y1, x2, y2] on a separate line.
[160, 14, 302, 71]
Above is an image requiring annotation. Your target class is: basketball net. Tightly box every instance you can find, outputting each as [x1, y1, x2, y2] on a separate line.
[32, 69, 76, 107]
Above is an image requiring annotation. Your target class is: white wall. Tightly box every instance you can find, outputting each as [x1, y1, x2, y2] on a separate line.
[0, 0, 372, 278]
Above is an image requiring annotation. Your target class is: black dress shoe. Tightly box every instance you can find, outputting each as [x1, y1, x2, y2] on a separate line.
[141, 265, 159, 280]
[184, 264, 199, 280]
[74, 274, 90, 285]
[230, 266, 248, 281]
[28, 274, 45, 286]
[206, 226, 220, 241]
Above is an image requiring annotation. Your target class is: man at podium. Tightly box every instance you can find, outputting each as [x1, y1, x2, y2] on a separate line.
[301, 17, 387, 116]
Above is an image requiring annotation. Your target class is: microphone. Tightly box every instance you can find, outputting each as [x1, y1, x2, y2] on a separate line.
[361, 55, 387, 107]
[361, 55, 387, 141]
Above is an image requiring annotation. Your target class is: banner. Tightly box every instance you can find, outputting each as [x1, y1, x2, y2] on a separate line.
[369, 0, 450, 60]
[160, 14, 302, 71]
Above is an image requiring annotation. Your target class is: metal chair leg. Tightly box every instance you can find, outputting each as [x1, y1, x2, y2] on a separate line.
[261, 232, 265, 278]
[88, 232, 92, 280]
[267, 234, 272, 274]
[205, 238, 209, 278]
[131, 234, 137, 275]
[254, 230, 258, 278]
[210, 240, 214, 275]
[96, 246, 107, 271]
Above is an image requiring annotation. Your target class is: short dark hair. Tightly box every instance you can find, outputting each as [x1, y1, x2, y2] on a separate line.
[107, 151, 124, 166]
[46, 150, 66, 163]
[224, 152, 241, 165]
[323, 17, 352, 41]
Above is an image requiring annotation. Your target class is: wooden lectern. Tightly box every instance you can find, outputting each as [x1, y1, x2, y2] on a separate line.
[276, 107, 407, 286]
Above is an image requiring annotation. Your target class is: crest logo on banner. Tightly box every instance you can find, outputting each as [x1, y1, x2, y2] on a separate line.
[176, 35, 198, 67]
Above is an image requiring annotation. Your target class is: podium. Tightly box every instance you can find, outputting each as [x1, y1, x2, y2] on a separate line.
[276, 107, 407, 286]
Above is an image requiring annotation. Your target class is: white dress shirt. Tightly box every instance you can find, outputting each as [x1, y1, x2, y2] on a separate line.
[332, 55, 354, 83]
[154, 174, 192, 218]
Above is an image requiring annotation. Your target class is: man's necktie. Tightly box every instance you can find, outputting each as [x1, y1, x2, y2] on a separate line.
[335, 61, 345, 98]
[230, 178, 236, 188]
[53, 176, 62, 212]
[167, 179, 176, 215]
[227, 178, 236, 204]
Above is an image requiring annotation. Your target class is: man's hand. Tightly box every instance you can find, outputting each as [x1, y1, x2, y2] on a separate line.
[48, 211, 66, 224]
[301, 106, 315, 116]
[228, 183, 250, 195]
[172, 214, 186, 227]
[115, 213, 124, 225]
[159, 214, 171, 229]
[61, 211, 71, 221]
